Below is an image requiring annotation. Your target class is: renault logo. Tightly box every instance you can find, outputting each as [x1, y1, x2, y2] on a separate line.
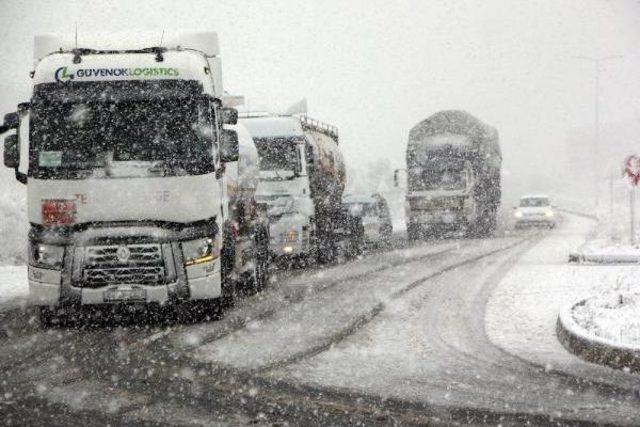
[116, 246, 131, 263]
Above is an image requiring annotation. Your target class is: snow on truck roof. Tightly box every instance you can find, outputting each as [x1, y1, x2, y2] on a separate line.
[240, 113, 339, 142]
[34, 31, 220, 63]
[409, 110, 498, 144]
[240, 116, 305, 138]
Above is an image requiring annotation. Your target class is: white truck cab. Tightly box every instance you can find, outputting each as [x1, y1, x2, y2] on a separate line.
[240, 112, 346, 263]
[240, 114, 315, 258]
[1, 32, 268, 324]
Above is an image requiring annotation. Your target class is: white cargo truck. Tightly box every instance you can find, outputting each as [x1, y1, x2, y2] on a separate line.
[0, 31, 269, 325]
[398, 110, 502, 239]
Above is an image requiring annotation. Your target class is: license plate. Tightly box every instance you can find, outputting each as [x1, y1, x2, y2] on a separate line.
[441, 212, 456, 223]
[104, 287, 146, 302]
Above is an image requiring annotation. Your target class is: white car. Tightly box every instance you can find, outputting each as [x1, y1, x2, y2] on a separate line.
[513, 194, 557, 229]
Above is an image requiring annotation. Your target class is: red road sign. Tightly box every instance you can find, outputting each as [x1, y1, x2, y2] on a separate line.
[624, 155, 640, 186]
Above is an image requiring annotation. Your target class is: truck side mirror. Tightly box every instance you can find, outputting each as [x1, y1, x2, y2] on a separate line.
[220, 108, 238, 125]
[4, 112, 19, 129]
[0, 112, 19, 135]
[220, 129, 239, 162]
[393, 169, 399, 187]
[4, 134, 18, 168]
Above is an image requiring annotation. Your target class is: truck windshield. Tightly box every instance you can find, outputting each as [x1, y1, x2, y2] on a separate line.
[29, 81, 215, 178]
[254, 138, 302, 176]
[409, 167, 467, 191]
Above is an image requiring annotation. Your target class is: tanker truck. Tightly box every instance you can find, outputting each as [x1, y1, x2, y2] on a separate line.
[240, 113, 347, 264]
[0, 31, 269, 325]
[398, 110, 501, 240]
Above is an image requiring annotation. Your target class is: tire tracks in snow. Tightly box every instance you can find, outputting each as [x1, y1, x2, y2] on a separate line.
[174, 240, 460, 351]
[251, 237, 532, 373]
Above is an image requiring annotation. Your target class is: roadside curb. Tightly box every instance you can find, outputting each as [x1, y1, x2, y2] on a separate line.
[557, 209, 640, 264]
[567, 251, 640, 264]
[556, 300, 640, 372]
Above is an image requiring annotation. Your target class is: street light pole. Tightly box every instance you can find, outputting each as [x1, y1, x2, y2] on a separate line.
[574, 55, 623, 211]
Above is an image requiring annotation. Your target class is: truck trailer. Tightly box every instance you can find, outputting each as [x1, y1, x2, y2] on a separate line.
[0, 31, 269, 325]
[240, 113, 347, 264]
[400, 110, 501, 239]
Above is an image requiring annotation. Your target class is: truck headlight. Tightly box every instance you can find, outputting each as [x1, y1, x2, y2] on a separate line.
[514, 211, 523, 218]
[182, 238, 219, 266]
[284, 228, 299, 243]
[30, 243, 64, 269]
[349, 204, 363, 216]
[545, 210, 555, 218]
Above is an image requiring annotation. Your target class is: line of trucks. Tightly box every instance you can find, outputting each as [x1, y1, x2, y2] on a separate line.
[0, 31, 501, 325]
[0, 31, 362, 325]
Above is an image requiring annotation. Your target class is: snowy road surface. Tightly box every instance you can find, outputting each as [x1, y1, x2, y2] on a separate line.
[1, 214, 639, 425]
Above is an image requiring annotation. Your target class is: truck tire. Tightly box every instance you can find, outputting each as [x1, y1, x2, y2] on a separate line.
[472, 209, 496, 238]
[315, 231, 336, 264]
[252, 225, 270, 292]
[345, 216, 364, 259]
[195, 299, 224, 322]
[407, 223, 421, 241]
[39, 306, 58, 327]
[220, 224, 237, 305]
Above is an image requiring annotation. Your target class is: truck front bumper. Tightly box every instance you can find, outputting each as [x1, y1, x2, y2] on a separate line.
[28, 222, 222, 308]
[30, 259, 222, 307]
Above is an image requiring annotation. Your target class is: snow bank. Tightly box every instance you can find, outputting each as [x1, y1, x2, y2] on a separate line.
[556, 294, 640, 372]
[570, 239, 640, 264]
[0, 168, 28, 265]
[0, 265, 28, 307]
[568, 292, 640, 349]
[485, 213, 639, 387]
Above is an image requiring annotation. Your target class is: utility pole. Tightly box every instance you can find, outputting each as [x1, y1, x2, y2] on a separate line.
[574, 55, 623, 211]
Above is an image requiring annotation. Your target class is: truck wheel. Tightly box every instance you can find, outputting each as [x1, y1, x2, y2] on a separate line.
[194, 299, 225, 322]
[464, 220, 477, 238]
[39, 307, 58, 328]
[472, 210, 496, 238]
[316, 235, 336, 264]
[407, 223, 420, 241]
[221, 224, 237, 304]
[253, 225, 270, 292]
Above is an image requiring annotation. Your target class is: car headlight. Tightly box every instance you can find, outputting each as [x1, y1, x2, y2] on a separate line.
[30, 243, 65, 269]
[545, 210, 555, 218]
[182, 237, 219, 266]
[514, 211, 523, 218]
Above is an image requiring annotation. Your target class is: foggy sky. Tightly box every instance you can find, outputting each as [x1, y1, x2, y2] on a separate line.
[1, 0, 639, 198]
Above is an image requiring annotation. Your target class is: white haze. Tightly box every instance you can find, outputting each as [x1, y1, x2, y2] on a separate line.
[0, 0, 639, 235]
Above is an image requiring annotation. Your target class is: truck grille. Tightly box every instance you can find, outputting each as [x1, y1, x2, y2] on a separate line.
[80, 244, 166, 288]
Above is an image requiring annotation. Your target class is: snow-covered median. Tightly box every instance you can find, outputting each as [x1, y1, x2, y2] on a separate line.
[569, 239, 640, 264]
[486, 213, 640, 388]
[571, 292, 640, 347]
[557, 291, 640, 372]
[0, 265, 28, 308]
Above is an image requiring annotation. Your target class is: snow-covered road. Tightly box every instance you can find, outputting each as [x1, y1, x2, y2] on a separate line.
[1, 215, 639, 425]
